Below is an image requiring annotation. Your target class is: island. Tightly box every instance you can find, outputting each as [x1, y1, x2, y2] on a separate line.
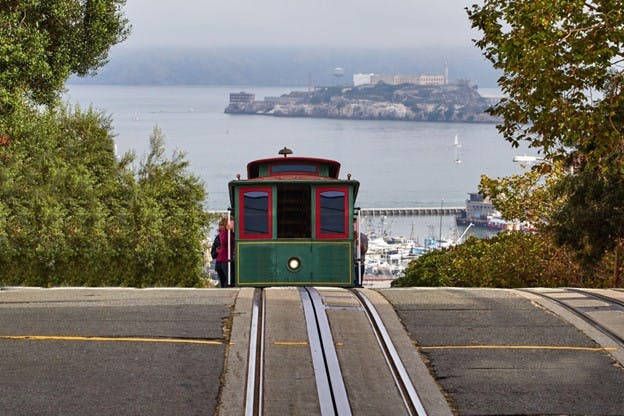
[225, 83, 499, 123]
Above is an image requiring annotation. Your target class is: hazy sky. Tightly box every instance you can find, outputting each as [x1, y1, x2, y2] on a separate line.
[121, 0, 478, 49]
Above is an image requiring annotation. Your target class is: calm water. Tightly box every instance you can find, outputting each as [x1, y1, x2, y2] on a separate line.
[64, 85, 528, 241]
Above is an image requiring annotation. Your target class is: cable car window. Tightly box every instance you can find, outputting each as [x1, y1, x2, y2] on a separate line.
[317, 188, 348, 238]
[240, 188, 272, 239]
[271, 164, 318, 174]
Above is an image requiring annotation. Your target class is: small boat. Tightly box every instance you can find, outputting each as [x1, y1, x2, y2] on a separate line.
[453, 134, 462, 163]
[513, 154, 543, 163]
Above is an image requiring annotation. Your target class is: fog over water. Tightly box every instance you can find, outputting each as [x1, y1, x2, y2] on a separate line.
[121, 0, 477, 49]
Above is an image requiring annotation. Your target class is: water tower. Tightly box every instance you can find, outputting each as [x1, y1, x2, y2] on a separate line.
[333, 67, 344, 86]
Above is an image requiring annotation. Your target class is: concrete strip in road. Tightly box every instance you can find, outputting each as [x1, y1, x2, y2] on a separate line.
[361, 288, 453, 416]
[321, 288, 408, 415]
[263, 287, 321, 415]
[218, 288, 253, 416]
[513, 289, 624, 367]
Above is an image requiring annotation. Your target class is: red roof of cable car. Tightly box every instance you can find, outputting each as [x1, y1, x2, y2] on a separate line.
[246, 156, 341, 180]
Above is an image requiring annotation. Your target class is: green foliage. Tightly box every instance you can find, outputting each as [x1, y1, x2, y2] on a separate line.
[467, 1, 624, 278]
[467, 0, 624, 161]
[478, 164, 564, 228]
[0, 0, 130, 108]
[392, 232, 596, 288]
[131, 126, 209, 287]
[0, 108, 209, 287]
[550, 167, 624, 265]
[0, 0, 210, 287]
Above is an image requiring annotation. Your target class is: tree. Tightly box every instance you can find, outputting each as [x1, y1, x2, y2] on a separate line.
[0, 110, 210, 287]
[0, 1, 212, 287]
[0, 104, 118, 284]
[131, 126, 209, 286]
[0, 0, 130, 108]
[393, 233, 590, 288]
[467, 0, 624, 283]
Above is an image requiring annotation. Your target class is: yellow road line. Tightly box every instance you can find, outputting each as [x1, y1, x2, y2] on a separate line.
[273, 341, 309, 346]
[418, 345, 617, 352]
[0, 335, 224, 345]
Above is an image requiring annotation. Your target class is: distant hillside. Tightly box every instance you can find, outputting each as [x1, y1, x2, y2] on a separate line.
[68, 46, 501, 88]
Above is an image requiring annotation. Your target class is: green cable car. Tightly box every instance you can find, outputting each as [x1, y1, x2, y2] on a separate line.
[228, 148, 361, 287]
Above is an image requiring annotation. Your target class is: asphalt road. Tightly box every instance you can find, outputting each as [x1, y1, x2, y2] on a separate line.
[0, 288, 236, 416]
[3, 287, 624, 415]
[380, 288, 624, 415]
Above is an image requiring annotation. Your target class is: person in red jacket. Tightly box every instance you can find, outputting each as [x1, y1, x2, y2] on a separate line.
[215, 216, 235, 287]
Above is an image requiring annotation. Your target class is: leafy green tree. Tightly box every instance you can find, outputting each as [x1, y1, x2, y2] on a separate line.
[0, 0, 130, 108]
[130, 126, 209, 287]
[0, 1, 212, 287]
[467, 0, 624, 283]
[393, 232, 590, 288]
[550, 167, 624, 282]
[0, 104, 115, 284]
[0, 109, 209, 287]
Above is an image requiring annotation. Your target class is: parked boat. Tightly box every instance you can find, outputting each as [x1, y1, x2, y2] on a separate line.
[513, 154, 543, 163]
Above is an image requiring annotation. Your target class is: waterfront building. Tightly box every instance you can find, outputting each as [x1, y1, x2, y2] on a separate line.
[464, 193, 495, 222]
[229, 92, 255, 104]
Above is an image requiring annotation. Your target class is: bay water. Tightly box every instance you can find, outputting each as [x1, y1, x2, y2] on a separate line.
[64, 85, 528, 241]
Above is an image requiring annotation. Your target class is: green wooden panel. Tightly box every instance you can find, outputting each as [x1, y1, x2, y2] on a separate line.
[311, 243, 352, 283]
[236, 244, 275, 284]
[235, 241, 353, 286]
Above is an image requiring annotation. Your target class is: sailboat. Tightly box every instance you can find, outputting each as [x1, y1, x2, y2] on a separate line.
[453, 134, 462, 163]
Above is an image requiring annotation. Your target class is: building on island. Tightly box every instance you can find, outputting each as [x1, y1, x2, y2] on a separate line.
[353, 64, 449, 87]
[229, 92, 255, 104]
[353, 73, 377, 87]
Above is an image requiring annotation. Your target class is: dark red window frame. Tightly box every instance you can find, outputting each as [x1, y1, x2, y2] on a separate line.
[239, 187, 272, 239]
[315, 186, 349, 239]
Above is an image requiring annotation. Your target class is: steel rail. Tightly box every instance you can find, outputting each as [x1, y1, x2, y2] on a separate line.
[244, 288, 265, 416]
[566, 288, 624, 309]
[300, 287, 352, 416]
[519, 288, 624, 349]
[353, 289, 428, 416]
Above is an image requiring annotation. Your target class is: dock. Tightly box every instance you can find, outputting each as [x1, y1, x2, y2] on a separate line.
[359, 207, 464, 216]
[209, 207, 466, 217]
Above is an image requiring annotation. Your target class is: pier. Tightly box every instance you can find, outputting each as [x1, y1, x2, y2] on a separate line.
[360, 207, 464, 216]
[209, 207, 466, 217]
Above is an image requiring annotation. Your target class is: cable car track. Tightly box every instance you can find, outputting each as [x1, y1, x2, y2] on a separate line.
[243, 287, 428, 415]
[301, 287, 352, 416]
[245, 288, 265, 416]
[566, 288, 624, 309]
[351, 289, 428, 416]
[519, 288, 624, 350]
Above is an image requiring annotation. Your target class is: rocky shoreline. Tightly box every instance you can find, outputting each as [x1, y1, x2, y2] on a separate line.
[225, 83, 500, 123]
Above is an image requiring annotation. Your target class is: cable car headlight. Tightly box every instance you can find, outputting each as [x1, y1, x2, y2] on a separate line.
[287, 257, 301, 271]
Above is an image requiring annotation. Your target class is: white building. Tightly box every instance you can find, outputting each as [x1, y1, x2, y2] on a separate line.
[353, 64, 449, 86]
[353, 73, 376, 86]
